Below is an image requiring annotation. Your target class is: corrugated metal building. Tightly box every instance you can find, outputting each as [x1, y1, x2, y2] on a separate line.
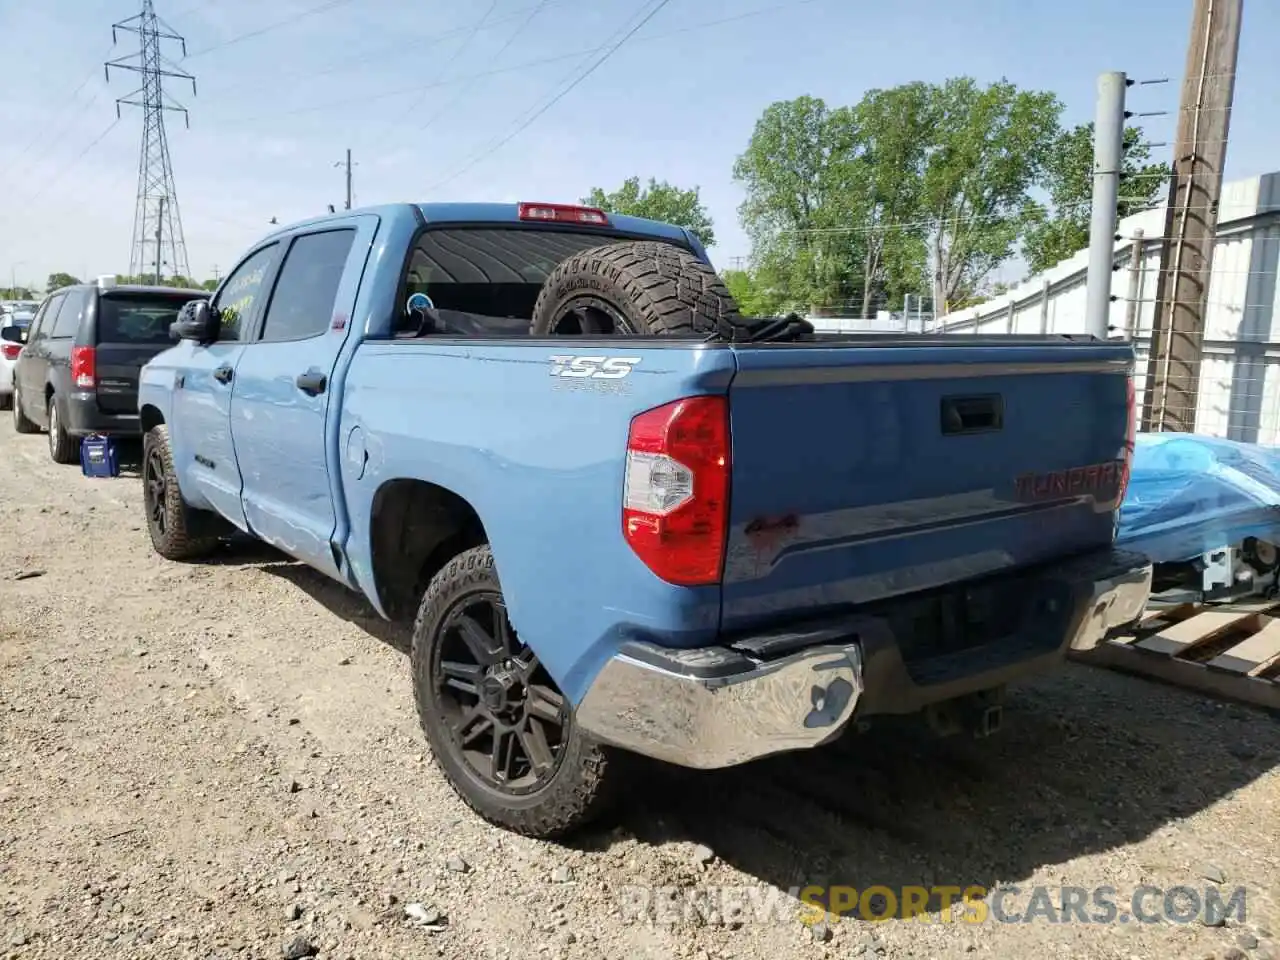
[931, 172, 1280, 444]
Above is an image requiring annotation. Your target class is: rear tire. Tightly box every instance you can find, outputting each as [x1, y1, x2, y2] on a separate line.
[529, 240, 743, 337]
[47, 396, 80, 464]
[411, 545, 621, 839]
[0, 393, 10, 411]
[12, 387, 37, 434]
[142, 424, 220, 561]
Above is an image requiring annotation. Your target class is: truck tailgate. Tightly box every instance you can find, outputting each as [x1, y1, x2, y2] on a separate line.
[721, 339, 1134, 632]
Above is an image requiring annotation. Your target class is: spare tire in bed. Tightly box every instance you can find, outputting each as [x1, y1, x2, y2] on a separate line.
[529, 240, 743, 337]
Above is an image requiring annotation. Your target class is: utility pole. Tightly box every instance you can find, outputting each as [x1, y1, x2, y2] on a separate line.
[1084, 71, 1127, 340]
[335, 148, 356, 210]
[155, 196, 165, 284]
[1142, 0, 1244, 432]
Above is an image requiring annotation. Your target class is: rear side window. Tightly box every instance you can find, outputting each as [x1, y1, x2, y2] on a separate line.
[48, 293, 80, 338]
[97, 295, 202, 345]
[50, 289, 89, 338]
[258, 229, 356, 343]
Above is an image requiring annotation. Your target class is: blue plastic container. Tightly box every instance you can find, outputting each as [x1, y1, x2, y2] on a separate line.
[80, 434, 119, 478]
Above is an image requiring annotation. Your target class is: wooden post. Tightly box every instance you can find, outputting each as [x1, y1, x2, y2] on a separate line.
[1142, 0, 1244, 432]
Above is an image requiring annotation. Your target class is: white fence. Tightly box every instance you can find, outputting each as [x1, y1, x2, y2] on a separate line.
[930, 172, 1280, 444]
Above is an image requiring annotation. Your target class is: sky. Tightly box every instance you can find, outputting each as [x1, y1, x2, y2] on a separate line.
[1, 0, 1278, 291]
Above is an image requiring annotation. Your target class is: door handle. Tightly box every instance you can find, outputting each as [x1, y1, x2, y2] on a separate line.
[296, 369, 327, 396]
[212, 365, 234, 385]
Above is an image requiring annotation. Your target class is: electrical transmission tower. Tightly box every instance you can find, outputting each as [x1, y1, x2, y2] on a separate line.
[105, 1, 196, 283]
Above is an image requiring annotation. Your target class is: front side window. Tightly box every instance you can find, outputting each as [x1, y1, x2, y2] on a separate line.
[212, 244, 278, 342]
[258, 229, 357, 343]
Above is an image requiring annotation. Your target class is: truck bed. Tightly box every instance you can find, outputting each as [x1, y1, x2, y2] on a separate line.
[339, 333, 1134, 702]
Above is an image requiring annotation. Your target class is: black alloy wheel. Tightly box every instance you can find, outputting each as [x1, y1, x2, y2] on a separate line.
[144, 443, 168, 540]
[434, 592, 568, 793]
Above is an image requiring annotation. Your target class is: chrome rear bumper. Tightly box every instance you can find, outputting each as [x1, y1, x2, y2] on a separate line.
[576, 642, 863, 769]
[576, 549, 1151, 770]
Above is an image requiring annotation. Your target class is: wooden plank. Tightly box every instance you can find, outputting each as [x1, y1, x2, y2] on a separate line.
[1078, 639, 1280, 712]
[1205, 619, 1280, 675]
[1135, 603, 1199, 632]
[1133, 600, 1278, 656]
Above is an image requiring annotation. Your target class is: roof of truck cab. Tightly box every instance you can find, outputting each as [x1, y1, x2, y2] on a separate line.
[259, 202, 692, 245]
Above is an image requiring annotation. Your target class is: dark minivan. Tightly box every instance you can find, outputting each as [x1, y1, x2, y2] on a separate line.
[12, 279, 208, 463]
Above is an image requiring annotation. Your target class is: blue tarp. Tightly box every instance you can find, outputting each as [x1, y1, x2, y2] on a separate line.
[1116, 433, 1280, 563]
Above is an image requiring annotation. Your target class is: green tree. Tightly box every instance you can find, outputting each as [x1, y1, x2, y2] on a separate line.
[722, 268, 785, 316]
[581, 176, 715, 246]
[0, 287, 34, 300]
[201, 278, 219, 291]
[1021, 123, 1167, 275]
[47, 272, 81, 291]
[733, 95, 864, 312]
[919, 77, 1063, 312]
[846, 82, 933, 316]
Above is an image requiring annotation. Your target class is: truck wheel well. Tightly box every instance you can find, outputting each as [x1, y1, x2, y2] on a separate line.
[140, 404, 164, 434]
[370, 479, 487, 621]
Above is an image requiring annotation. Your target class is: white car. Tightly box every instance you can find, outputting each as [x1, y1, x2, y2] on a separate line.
[0, 311, 33, 410]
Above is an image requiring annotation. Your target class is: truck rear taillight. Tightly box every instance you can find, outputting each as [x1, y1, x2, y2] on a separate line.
[1, 343, 20, 361]
[1118, 374, 1136, 504]
[71, 345, 96, 389]
[622, 396, 730, 586]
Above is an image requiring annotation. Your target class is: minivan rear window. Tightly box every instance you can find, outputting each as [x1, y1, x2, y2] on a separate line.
[97, 294, 203, 345]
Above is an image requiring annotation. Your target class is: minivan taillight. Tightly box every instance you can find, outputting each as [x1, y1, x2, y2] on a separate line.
[71, 345, 96, 389]
[622, 396, 730, 586]
[0, 343, 20, 361]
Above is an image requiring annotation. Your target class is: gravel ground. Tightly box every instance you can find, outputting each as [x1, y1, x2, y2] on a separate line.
[1, 426, 1278, 960]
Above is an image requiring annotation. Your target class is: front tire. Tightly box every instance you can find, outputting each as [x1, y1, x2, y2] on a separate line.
[411, 545, 620, 838]
[47, 396, 80, 464]
[142, 424, 220, 561]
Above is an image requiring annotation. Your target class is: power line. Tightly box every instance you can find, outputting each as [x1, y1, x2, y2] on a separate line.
[216, 0, 821, 125]
[407, 0, 552, 141]
[182, 0, 359, 60]
[11, 119, 123, 216]
[361, 0, 500, 150]
[425, 0, 680, 191]
[0, 44, 117, 185]
[205, 0, 579, 97]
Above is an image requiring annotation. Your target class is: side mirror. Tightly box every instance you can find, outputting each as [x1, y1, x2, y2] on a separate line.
[0, 325, 22, 345]
[171, 299, 215, 343]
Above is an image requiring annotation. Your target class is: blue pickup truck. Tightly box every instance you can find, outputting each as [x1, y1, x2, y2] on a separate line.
[137, 201, 1152, 838]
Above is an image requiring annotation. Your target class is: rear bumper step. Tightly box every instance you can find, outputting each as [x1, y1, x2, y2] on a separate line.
[575, 548, 1152, 769]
